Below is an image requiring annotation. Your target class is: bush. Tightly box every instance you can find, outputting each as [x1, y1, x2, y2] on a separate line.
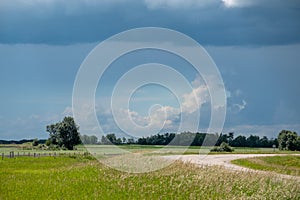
[211, 142, 234, 152]
[45, 139, 51, 146]
[32, 138, 39, 146]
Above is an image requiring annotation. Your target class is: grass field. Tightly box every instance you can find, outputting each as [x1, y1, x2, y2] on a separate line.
[0, 156, 299, 199]
[2, 144, 298, 156]
[232, 155, 300, 176]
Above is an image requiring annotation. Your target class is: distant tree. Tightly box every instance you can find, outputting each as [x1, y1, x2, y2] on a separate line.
[90, 135, 98, 144]
[232, 135, 247, 147]
[137, 137, 147, 145]
[81, 135, 98, 144]
[278, 130, 299, 151]
[259, 136, 270, 148]
[81, 135, 88, 144]
[296, 137, 300, 151]
[101, 136, 109, 144]
[122, 137, 126, 144]
[228, 132, 234, 146]
[106, 133, 117, 144]
[191, 133, 205, 146]
[127, 138, 135, 144]
[46, 116, 81, 150]
[45, 139, 51, 146]
[32, 138, 39, 146]
[116, 138, 122, 145]
[216, 133, 229, 146]
[246, 135, 260, 147]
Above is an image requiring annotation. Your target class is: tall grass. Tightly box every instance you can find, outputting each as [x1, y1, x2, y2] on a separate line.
[0, 156, 299, 199]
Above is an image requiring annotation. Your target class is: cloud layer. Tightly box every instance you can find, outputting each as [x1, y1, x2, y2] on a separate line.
[0, 0, 299, 45]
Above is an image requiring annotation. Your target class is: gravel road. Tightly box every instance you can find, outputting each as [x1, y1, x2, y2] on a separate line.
[163, 154, 300, 181]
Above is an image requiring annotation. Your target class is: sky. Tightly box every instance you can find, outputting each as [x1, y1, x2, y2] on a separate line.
[0, 0, 300, 140]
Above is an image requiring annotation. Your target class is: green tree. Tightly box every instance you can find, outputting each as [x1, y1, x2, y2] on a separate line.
[116, 138, 122, 145]
[81, 135, 98, 144]
[32, 138, 39, 146]
[232, 135, 247, 147]
[46, 116, 81, 150]
[228, 132, 234, 146]
[101, 135, 109, 144]
[278, 130, 299, 151]
[127, 138, 135, 144]
[259, 136, 270, 147]
[106, 133, 117, 144]
[246, 135, 260, 147]
[90, 135, 98, 144]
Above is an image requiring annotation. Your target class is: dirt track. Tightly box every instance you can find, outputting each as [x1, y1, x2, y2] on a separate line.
[163, 154, 300, 181]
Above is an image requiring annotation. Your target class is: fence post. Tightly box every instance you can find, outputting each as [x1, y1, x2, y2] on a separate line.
[34, 153, 36, 157]
[2, 153, 4, 160]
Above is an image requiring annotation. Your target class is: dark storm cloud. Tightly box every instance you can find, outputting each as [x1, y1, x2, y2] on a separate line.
[0, 0, 299, 45]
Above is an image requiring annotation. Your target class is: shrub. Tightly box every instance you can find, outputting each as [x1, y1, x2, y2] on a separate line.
[32, 138, 39, 146]
[211, 142, 234, 152]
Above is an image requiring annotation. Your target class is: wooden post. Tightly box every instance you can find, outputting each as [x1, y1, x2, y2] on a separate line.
[2, 153, 4, 160]
[34, 153, 36, 157]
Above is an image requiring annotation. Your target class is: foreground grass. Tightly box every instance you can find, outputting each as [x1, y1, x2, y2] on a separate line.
[0, 156, 299, 199]
[232, 155, 300, 176]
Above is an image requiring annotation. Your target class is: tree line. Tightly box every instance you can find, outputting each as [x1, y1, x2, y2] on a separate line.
[96, 132, 280, 148]
[44, 126, 300, 151]
[3, 117, 299, 151]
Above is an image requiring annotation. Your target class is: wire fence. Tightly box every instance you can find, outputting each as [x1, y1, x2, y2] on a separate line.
[1, 151, 92, 160]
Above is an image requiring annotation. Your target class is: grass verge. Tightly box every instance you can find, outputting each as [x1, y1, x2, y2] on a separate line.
[231, 155, 300, 176]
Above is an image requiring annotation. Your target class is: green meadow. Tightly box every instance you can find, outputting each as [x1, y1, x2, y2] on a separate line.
[1, 156, 299, 200]
[1, 144, 300, 199]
